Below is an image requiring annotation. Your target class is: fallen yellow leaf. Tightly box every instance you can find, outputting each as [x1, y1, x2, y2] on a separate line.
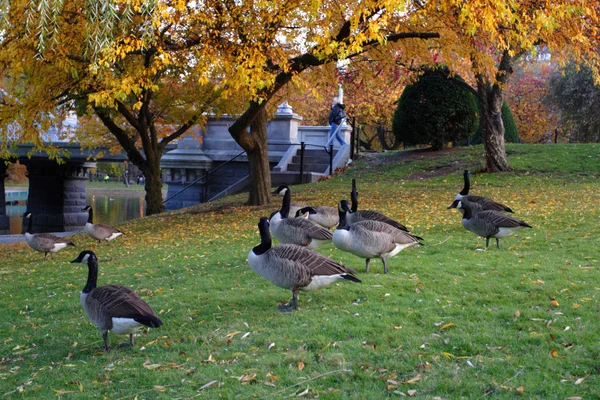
[441, 322, 455, 330]
[298, 361, 305, 371]
[549, 349, 558, 358]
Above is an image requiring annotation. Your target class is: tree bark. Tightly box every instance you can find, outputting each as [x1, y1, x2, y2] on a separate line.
[475, 51, 514, 172]
[143, 151, 165, 215]
[246, 107, 271, 205]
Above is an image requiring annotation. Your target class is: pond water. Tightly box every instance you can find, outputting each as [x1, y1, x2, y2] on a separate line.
[6, 192, 146, 235]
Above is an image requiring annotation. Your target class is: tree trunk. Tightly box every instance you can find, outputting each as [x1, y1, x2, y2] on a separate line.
[143, 153, 165, 215]
[477, 78, 512, 172]
[246, 107, 271, 206]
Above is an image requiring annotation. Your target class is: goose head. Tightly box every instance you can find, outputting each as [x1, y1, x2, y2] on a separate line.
[71, 250, 97, 264]
[271, 185, 289, 196]
[447, 199, 461, 209]
[295, 207, 317, 219]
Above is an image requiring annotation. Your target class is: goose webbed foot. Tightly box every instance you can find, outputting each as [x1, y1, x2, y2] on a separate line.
[278, 292, 298, 312]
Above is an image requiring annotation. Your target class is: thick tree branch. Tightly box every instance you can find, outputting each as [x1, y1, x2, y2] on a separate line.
[94, 107, 146, 167]
[229, 30, 440, 137]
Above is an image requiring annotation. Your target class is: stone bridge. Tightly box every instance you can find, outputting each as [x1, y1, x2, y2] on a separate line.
[1, 103, 351, 234]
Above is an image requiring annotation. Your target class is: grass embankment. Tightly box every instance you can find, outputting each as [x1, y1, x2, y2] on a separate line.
[1, 144, 599, 398]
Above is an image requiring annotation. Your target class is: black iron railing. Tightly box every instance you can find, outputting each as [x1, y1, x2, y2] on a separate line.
[163, 141, 336, 204]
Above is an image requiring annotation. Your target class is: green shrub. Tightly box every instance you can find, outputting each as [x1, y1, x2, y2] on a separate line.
[392, 68, 479, 150]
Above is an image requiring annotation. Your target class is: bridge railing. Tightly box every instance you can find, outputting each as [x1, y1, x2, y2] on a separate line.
[162, 141, 335, 205]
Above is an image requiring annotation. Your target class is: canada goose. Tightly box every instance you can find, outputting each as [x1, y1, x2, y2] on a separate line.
[22, 212, 75, 260]
[270, 185, 333, 249]
[82, 206, 124, 245]
[348, 179, 412, 233]
[295, 206, 339, 228]
[454, 200, 532, 248]
[333, 200, 422, 274]
[248, 217, 361, 312]
[452, 170, 513, 213]
[272, 185, 308, 218]
[71, 250, 163, 350]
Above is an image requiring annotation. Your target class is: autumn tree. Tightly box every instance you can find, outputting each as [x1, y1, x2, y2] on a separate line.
[505, 57, 559, 143]
[0, 1, 440, 211]
[413, 1, 600, 171]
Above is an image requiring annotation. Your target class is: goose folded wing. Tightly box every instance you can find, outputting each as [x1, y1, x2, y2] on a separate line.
[291, 219, 333, 240]
[36, 234, 71, 251]
[271, 245, 356, 277]
[89, 285, 156, 319]
[356, 210, 407, 231]
[477, 211, 524, 227]
[96, 224, 122, 234]
[465, 195, 513, 212]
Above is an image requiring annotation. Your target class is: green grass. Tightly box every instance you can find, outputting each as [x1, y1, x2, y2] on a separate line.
[1, 143, 599, 398]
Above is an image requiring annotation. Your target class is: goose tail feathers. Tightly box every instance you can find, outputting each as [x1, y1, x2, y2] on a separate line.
[135, 315, 163, 328]
[342, 274, 362, 284]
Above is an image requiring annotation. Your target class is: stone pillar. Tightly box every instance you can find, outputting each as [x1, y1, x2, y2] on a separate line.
[0, 163, 9, 235]
[161, 129, 213, 211]
[267, 102, 304, 158]
[22, 160, 95, 233]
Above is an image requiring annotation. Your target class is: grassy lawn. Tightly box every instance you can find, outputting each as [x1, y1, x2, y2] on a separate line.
[1, 143, 599, 398]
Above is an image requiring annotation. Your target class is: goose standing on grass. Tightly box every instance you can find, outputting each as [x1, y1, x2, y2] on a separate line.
[451, 170, 513, 213]
[295, 206, 339, 229]
[71, 250, 163, 350]
[333, 200, 422, 274]
[348, 179, 414, 234]
[82, 206, 124, 245]
[22, 212, 75, 260]
[454, 200, 532, 249]
[248, 217, 361, 312]
[270, 186, 333, 249]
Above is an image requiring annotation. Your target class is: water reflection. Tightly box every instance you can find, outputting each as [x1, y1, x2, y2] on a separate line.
[6, 193, 146, 234]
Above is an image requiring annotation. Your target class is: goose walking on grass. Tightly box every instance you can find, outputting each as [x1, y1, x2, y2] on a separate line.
[348, 179, 413, 234]
[22, 212, 75, 260]
[295, 206, 339, 229]
[248, 217, 361, 312]
[270, 186, 333, 249]
[82, 206, 124, 245]
[71, 250, 163, 350]
[453, 200, 532, 249]
[451, 170, 513, 213]
[333, 200, 423, 274]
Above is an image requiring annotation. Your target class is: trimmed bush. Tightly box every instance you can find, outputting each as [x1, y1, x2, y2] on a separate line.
[392, 69, 479, 150]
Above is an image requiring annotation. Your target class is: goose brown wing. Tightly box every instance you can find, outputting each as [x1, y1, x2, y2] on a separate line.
[355, 210, 408, 231]
[89, 284, 156, 319]
[476, 211, 525, 228]
[287, 218, 333, 240]
[95, 223, 122, 234]
[271, 245, 356, 277]
[464, 195, 513, 212]
[36, 234, 73, 251]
